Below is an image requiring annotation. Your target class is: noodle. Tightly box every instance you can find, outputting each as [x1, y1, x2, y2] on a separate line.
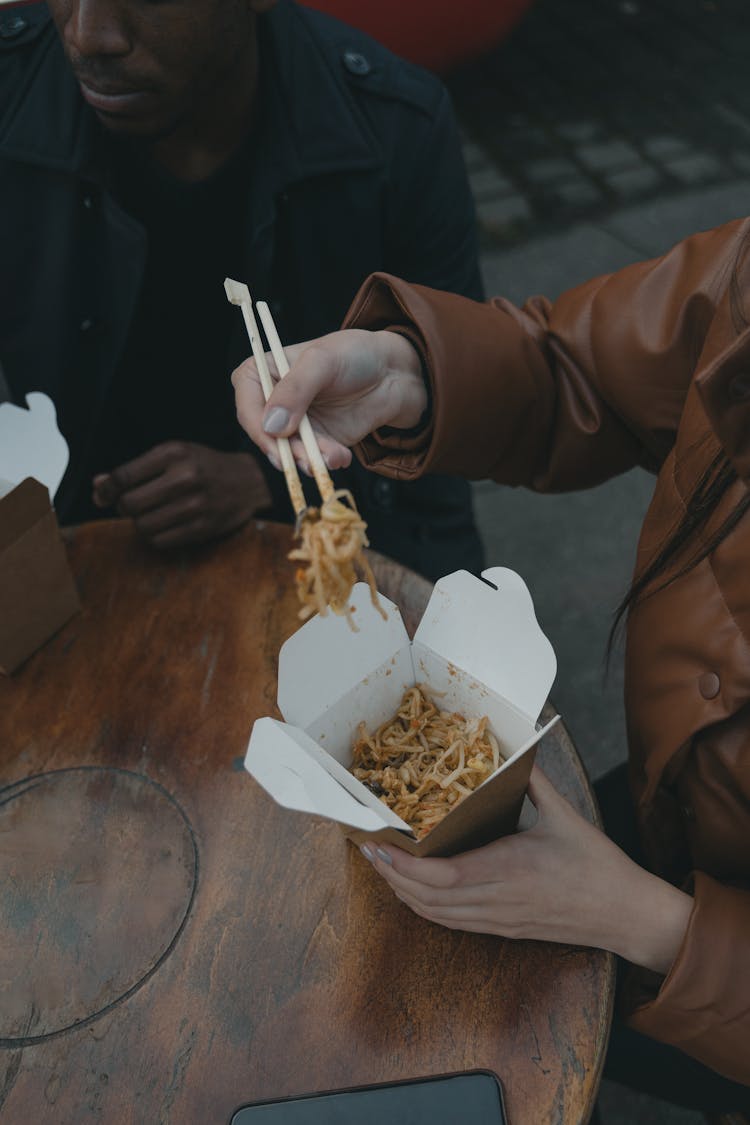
[351, 685, 502, 838]
[289, 489, 386, 630]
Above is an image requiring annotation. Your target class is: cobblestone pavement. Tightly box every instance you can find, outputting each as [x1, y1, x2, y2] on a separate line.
[448, 0, 750, 249]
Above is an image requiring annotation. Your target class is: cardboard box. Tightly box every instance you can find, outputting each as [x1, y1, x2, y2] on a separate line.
[245, 567, 559, 857]
[0, 393, 80, 674]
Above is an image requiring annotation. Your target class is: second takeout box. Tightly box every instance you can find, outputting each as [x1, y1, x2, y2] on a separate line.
[245, 567, 559, 857]
[0, 392, 80, 675]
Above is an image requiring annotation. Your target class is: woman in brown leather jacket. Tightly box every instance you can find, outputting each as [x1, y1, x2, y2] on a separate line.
[233, 217, 750, 1109]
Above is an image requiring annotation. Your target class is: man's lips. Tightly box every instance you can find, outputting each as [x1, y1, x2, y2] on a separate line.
[77, 77, 152, 114]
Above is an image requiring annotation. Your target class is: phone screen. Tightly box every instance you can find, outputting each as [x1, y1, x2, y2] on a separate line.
[230, 1071, 506, 1125]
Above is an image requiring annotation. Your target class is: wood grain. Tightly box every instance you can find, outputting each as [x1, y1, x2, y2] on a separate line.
[0, 520, 613, 1124]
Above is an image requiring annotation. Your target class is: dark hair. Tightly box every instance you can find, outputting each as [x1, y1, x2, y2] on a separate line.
[608, 229, 750, 652]
[608, 452, 750, 651]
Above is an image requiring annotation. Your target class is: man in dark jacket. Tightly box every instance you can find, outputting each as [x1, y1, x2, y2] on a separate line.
[0, 0, 484, 579]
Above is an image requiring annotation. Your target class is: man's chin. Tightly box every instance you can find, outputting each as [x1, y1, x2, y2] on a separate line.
[93, 106, 183, 143]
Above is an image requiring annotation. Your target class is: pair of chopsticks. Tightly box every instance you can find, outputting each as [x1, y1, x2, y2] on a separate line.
[224, 279, 334, 527]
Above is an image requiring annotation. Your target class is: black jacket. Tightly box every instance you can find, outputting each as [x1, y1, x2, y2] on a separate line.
[0, 0, 484, 579]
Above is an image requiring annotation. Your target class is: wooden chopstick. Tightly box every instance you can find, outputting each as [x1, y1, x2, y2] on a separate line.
[224, 279, 307, 521]
[256, 301, 335, 505]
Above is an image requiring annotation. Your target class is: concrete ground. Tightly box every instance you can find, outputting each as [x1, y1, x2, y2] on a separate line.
[444, 0, 750, 1120]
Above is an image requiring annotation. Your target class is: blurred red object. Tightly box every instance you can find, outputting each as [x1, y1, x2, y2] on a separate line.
[304, 0, 534, 72]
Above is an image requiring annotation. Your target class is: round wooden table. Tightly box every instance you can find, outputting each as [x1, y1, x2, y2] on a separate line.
[0, 520, 613, 1124]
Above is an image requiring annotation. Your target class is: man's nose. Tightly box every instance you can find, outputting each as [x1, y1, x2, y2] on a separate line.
[64, 0, 130, 59]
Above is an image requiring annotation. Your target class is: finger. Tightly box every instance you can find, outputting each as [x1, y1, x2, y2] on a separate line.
[149, 519, 209, 550]
[371, 837, 515, 889]
[233, 357, 352, 472]
[108, 445, 177, 498]
[392, 889, 501, 933]
[258, 342, 338, 438]
[364, 846, 501, 906]
[116, 474, 184, 519]
[366, 845, 464, 890]
[288, 433, 350, 474]
[232, 357, 268, 452]
[526, 766, 577, 824]
[92, 472, 119, 507]
[382, 867, 500, 911]
[130, 494, 202, 536]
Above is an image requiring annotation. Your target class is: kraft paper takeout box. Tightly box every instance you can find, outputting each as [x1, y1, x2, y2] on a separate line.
[245, 567, 559, 858]
[0, 392, 80, 674]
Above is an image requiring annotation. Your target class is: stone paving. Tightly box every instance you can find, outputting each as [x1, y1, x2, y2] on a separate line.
[447, 0, 750, 250]
[444, 1, 749, 1121]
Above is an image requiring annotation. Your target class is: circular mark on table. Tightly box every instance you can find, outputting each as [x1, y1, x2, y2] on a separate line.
[0, 766, 198, 1045]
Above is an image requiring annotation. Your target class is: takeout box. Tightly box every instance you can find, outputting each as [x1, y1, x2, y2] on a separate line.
[0, 393, 80, 674]
[245, 567, 559, 857]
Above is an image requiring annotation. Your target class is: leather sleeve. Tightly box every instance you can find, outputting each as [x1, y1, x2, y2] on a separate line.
[344, 218, 750, 491]
[625, 871, 750, 1084]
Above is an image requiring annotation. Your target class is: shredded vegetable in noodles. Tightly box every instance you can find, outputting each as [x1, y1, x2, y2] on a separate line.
[351, 685, 502, 838]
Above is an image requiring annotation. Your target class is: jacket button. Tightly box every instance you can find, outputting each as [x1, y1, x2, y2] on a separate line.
[82, 194, 94, 210]
[698, 672, 720, 699]
[0, 15, 27, 38]
[342, 50, 371, 76]
[80, 317, 96, 332]
[727, 372, 750, 402]
[371, 478, 393, 511]
[681, 804, 695, 822]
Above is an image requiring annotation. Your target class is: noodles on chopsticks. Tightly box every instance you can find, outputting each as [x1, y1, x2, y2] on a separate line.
[223, 283, 385, 630]
[351, 685, 503, 838]
[289, 489, 386, 629]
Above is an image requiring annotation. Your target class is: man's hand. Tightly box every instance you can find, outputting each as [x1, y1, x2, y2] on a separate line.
[231, 328, 426, 475]
[361, 767, 693, 975]
[92, 442, 272, 549]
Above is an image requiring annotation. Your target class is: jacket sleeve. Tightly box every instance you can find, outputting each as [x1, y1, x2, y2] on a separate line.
[625, 872, 750, 1084]
[344, 218, 750, 491]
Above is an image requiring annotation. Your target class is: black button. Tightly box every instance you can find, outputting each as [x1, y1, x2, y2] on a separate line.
[728, 372, 750, 403]
[681, 804, 695, 822]
[80, 317, 96, 332]
[342, 50, 371, 76]
[0, 15, 27, 38]
[371, 478, 393, 511]
[82, 193, 94, 211]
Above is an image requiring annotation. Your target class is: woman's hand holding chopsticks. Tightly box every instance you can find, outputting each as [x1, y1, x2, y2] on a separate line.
[231, 328, 426, 475]
[226, 285, 390, 626]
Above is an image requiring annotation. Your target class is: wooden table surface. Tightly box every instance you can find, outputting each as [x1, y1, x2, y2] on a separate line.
[0, 519, 614, 1125]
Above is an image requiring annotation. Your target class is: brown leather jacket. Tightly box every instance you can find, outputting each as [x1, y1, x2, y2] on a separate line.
[344, 218, 750, 1084]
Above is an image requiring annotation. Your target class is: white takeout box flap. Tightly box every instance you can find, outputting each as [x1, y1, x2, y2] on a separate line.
[0, 392, 69, 501]
[413, 567, 556, 722]
[246, 569, 558, 853]
[277, 585, 407, 729]
[247, 718, 404, 832]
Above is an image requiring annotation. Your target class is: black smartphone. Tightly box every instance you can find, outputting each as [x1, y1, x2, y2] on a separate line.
[230, 1070, 507, 1124]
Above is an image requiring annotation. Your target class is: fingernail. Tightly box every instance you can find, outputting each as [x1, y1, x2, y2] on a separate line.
[361, 844, 374, 861]
[95, 478, 117, 505]
[263, 407, 290, 435]
[267, 449, 281, 472]
[375, 847, 392, 866]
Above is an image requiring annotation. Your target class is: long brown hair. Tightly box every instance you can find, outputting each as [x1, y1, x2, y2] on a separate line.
[609, 454, 750, 649]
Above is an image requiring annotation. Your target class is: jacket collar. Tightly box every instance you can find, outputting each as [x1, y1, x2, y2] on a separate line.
[256, 0, 380, 185]
[0, 0, 380, 185]
[0, 7, 99, 176]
